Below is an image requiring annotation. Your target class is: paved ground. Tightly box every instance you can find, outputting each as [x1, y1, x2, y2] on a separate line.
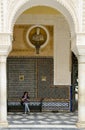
[7, 111, 78, 127]
[0, 111, 85, 130]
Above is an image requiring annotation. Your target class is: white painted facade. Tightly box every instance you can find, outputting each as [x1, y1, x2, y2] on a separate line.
[0, 0, 85, 128]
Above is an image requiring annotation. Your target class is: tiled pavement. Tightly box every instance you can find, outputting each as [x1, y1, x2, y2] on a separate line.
[0, 111, 85, 130]
[7, 111, 77, 126]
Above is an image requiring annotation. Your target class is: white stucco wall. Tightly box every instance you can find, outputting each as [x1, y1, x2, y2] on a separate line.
[16, 14, 71, 85]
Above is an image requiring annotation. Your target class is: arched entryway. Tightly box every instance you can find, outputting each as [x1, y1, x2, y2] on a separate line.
[7, 5, 74, 113]
[0, 0, 80, 127]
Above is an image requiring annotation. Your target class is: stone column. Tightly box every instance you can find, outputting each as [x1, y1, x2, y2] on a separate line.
[0, 33, 12, 127]
[0, 56, 8, 126]
[77, 55, 85, 128]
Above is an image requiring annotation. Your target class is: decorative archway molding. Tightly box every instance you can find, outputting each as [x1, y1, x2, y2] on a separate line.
[7, 0, 79, 56]
[2, 1, 85, 128]
[8, 0, 79, 35]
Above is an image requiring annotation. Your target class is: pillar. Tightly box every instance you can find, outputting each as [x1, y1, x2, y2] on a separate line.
[0, 33, 12, 127]
[77, 55, 85, 128]
[0, 56, 8, 126]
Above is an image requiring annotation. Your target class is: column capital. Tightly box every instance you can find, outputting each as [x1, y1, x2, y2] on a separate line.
[0, 33, 12, 56]
[76, 33, 85, 55]
[0, 56, 7, 63]
[71, 34, 78, 58]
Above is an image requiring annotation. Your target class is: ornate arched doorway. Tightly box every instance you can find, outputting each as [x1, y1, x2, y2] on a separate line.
[7, 5, 75, 112]
[0, 0, 79, 127]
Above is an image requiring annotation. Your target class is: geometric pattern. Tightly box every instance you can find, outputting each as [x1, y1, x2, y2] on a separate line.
[42, 101, 70, 111]
[7, 57, 71, 112]
[7, 111, 78, 128]
[8, 101, 70, 112]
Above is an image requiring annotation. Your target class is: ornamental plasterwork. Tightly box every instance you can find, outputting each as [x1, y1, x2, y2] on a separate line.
[82, 0, 85, 31]
[0, 0, 4, 31]
[57, 0, 79, 32]
[7, 0, 79, 34]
